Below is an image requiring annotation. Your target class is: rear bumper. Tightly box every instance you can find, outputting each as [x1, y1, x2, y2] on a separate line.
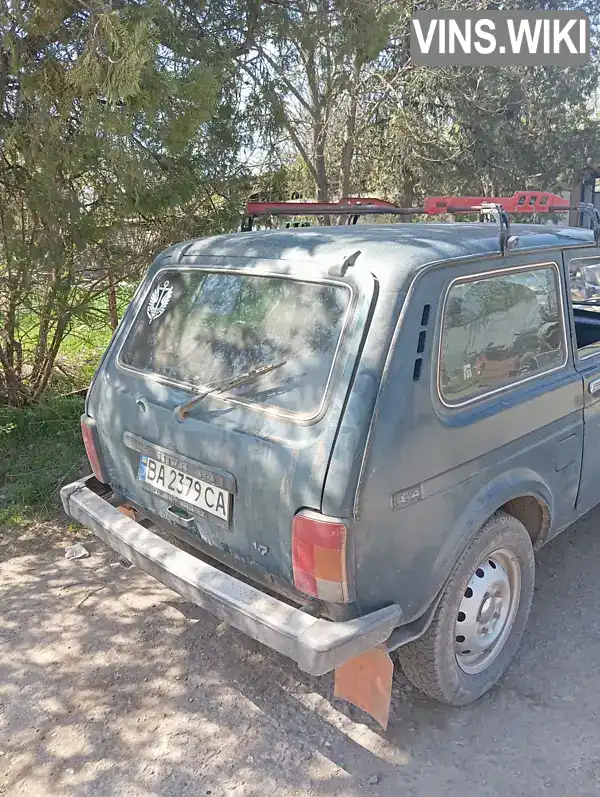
[60, 478, 402, 676]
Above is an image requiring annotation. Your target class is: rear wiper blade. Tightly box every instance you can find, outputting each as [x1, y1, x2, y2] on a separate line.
[175, 361, 287, 421]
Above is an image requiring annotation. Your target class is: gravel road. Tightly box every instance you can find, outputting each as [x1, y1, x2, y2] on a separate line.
[2, 510, 600, 797]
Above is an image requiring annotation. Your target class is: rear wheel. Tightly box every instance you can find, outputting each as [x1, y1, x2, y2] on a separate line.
[397, 512, 534, 705]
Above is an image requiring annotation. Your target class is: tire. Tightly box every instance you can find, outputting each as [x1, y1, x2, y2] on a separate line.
[397, 511, 535, 705]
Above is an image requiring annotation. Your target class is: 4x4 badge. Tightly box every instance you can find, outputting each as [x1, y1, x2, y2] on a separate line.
[147, 280, 173, 323]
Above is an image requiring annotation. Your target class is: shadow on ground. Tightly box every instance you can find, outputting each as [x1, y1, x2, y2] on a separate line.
[2, 509, 600, 797]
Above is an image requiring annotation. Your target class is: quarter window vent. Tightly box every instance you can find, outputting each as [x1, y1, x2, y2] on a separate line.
[413, 304, 431, 381]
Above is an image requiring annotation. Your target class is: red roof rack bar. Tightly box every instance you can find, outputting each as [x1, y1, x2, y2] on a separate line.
[241, 192, 600, 253]
[424, 191, 570, 214]
[245, 191, 571, 220]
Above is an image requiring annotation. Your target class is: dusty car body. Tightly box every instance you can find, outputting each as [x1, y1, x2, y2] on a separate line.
[62, 192, 600, 720]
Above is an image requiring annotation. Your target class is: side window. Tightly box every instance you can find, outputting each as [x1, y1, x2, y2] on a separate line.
[568, 256, 600, 358]
[439, 265, 566, 405]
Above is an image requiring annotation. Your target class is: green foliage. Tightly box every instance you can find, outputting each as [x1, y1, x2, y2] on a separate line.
[0, 396, 86, 523]
[1, 0, 600, 412]
[244, 0, 600, 206]
[66, 12, 154, 102]
[0, 0, 254, 404]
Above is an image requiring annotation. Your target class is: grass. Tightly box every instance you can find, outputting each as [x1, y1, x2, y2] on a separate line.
[0, 283, 137, 529]
[0, 395, 87, 526]
[52, 286, 136, 391]
[15, 283, 137, 395]
[49, 321, 115, 394]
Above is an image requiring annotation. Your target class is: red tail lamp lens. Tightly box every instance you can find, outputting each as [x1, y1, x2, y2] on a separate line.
[292, 513, 349, 603]
[80, 416, 107, 483]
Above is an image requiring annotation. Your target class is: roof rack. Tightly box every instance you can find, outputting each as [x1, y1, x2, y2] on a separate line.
[241, 191, 600, 254]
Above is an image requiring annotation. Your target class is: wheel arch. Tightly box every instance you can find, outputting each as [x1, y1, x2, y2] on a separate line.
[499, 494, 551, 550]
[397, 469, 551, 648]
[433, 468, 553, 592]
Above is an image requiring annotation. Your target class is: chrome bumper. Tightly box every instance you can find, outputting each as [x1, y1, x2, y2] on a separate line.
[60, 478, 402, 676]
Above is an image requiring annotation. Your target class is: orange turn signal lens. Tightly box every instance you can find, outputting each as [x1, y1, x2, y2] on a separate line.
[292, 512, 349, 603]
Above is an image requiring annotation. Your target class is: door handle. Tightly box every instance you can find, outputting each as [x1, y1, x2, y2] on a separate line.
[589, 378, 600, 395]
[166, 506, 195, 529]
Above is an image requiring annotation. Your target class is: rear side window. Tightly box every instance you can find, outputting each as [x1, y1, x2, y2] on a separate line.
[119, 270, 351, 418]
[569, 257, 600, 304]
[439, 265, 566, 405]
[568, 256, 600, 358]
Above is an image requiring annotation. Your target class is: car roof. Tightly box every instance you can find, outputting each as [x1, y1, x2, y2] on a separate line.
[171, 222, 596, 293]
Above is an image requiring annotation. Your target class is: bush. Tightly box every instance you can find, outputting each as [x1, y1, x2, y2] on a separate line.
[0, 396, 87, 524]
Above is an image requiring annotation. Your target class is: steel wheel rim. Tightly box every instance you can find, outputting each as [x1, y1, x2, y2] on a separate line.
[454, 548, 521, 675]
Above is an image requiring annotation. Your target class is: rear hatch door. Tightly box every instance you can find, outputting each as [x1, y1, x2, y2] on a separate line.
[88, 254, 376, 588]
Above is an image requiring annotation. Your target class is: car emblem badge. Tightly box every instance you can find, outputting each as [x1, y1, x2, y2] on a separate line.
[147, 280, 173, 323]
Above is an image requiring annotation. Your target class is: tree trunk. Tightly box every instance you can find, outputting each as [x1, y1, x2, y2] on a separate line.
[33, 316, 69, 399]
[339, 112, 356, 200]
[398, 174, 416, 222]
[313, 118, 330, 225]
[339, 60, 361, 202]
[108, 276, 119, 331]
[338, 85, 359, 225]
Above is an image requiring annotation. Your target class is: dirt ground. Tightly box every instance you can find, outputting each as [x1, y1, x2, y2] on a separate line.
[2, 511, 600, 797]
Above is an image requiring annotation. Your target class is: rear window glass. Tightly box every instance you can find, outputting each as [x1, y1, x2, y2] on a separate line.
[439, 266, 565, 405]
[119, 270, 351, 417]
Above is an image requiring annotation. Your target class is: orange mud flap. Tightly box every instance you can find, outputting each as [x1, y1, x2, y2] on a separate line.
[334, 644, 394, 729]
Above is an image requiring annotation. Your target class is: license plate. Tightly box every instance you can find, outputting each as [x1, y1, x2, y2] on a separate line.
[138, 455, 230, 522]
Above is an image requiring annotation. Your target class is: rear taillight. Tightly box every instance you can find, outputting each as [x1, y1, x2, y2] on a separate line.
[292, 511, 349, 603]
[80, 415, 107, 483]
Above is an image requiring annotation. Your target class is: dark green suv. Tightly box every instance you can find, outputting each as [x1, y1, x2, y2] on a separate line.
[61, 191, 600, 724]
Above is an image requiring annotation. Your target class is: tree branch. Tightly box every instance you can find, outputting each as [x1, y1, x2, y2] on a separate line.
[232, 0, 262, 57]
[253, 46, 315, 118]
